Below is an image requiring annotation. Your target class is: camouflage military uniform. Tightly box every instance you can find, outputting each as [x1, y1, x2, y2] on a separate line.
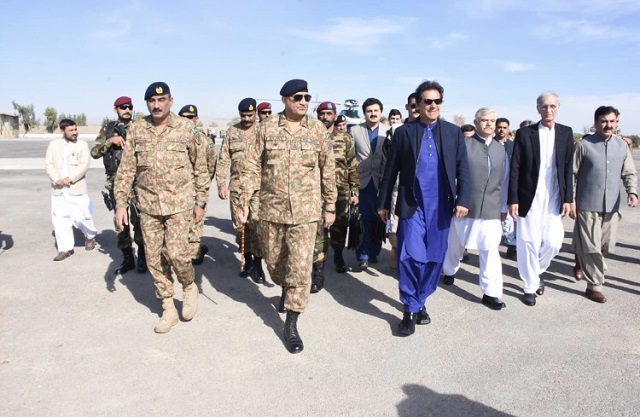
[114, 112, 210, 298]
[188, 122, 217, 259]
[91, 120, 143, 250]
[216, 122, 260, 256]
[241, 113, 336, 312]
[313, 130, 359, 263]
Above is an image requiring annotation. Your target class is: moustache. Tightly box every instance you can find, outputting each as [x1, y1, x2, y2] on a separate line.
[152, 108, 162, 113]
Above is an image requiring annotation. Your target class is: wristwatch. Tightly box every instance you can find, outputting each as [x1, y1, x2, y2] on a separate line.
[196, 201, 207, 209]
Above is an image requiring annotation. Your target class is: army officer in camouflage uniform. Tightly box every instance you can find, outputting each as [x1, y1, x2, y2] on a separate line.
[238, 79, 337, 354]
[311, 101, 359, 293]
[91, 96, 146, 275]
[115, 82, 210, 334]
[178, 104, 217, 265]
[216, 98, 264, 282]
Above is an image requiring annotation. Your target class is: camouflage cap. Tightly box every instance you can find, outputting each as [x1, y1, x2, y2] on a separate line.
[178, 104, 198, 116]
[238, 98, 257, 112]
[279, 79, 308, 96]
[144, 82, 170, 100]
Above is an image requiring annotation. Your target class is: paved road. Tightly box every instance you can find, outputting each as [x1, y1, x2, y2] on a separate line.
[0, 142, 638, 416]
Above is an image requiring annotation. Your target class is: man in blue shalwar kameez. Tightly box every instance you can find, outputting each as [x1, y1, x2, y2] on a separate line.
[378, 80, 470, 336]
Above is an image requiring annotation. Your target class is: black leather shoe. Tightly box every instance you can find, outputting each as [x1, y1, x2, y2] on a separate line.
[416, 307, 431, 325]
[398, 312, 417, 336]
[443, 275, 455, 285]
[278, 287, 286, 313]
[536, 277, 545, 296]
[505, 245, 517, 259]
[284, 311, 304, 354]
[359, 260, 368, 270]
[369, 256, 378, 264]
[522, 293, 536, 306]
[482, 295, 506, 310]
[310, 262, 325, 294]
[461, 249, 470, 262]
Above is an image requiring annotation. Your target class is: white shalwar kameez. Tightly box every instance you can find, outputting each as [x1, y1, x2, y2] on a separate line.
[442, 138, 509, 298]
[516, 124, 565, 294]
[51, 141, 97, 252]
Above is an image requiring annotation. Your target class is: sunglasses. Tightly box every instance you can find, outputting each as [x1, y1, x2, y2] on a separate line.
[420, 98, 443, 105]
[183, 114, 196, 119]
[260, 111, 272, 115]
[409, 103, 417, 109]
[291, 94, 312, 102]
[117, 105, 133, 110]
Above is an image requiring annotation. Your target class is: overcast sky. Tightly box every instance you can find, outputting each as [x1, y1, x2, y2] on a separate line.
[2, 0, 640, 133]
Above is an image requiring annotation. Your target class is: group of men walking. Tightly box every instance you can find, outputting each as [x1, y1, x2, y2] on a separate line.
[45, 78, 637, 351]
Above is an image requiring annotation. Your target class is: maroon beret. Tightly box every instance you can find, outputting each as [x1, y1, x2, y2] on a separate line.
[316, 101, 336, 113]
[257, 102, 271, 112]
[114, 96, 132, 107]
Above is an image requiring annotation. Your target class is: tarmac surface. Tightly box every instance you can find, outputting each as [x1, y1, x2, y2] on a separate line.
[1, 137, 639, 417]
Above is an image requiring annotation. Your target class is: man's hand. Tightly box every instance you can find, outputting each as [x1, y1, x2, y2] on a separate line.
[560, 202, 572, 219]
[107, 135, 125, 148]
[115, 207, 129, 231]
[500, 212, 507, 222]
[349, 196, 359, 205]
[378, 208, 389, 223]
[508, 204, 519, 219]
[56, 177, 71, 186]
[628, 193, 638, 208]
[569, 203, 577, 220]
[218, 186, 229, 200]
[193, 205, 205, 223]
[454, 205, 469, 218]
[323, 211, 336, 229]
[235, 205, 249, 225]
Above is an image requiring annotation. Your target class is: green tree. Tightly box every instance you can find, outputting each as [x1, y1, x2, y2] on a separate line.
[12, 101, 38, 136]
[44, 107, 58, 133]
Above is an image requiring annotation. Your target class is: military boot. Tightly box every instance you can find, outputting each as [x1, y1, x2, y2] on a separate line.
[115, 248, 135, 275]
[334, 248, 347, 273]
[310, 261, 325, 293]
[284, 311, 304, 354]
[240, 252, 253, 278]
[154, 298, 179, 334]
[278, 287, 286, 313]
[137, 246, 147, 274]
[250, 256, 266, 284]
[182, 282, 198, 321]
[192, 244, 209, 265]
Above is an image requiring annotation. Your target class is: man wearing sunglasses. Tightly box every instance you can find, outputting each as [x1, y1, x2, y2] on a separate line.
[311, 101, 359, 290]
[350, 97, 390, 270]
[179, 104, 217, 266]
[378, 80, 470, 336]
[256, 102, 272, 122]
[238, 79, 337, 354]
[382, 93, 421, 270]
[114, 82, 210, 333]
[91, 96, 146, 275]
[216, 98, 265, 283]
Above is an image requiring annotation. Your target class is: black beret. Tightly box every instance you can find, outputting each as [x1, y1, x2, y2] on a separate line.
[334, 115, 347, 125]
[178, 104, 198, 116]
[280, 79, 308, 97]
[238, 98, 257, 112]
[144, 82, 170, 100]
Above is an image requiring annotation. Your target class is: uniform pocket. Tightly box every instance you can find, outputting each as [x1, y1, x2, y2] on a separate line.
[165, 142, 188, 167]
[135, 143, 153, 167]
